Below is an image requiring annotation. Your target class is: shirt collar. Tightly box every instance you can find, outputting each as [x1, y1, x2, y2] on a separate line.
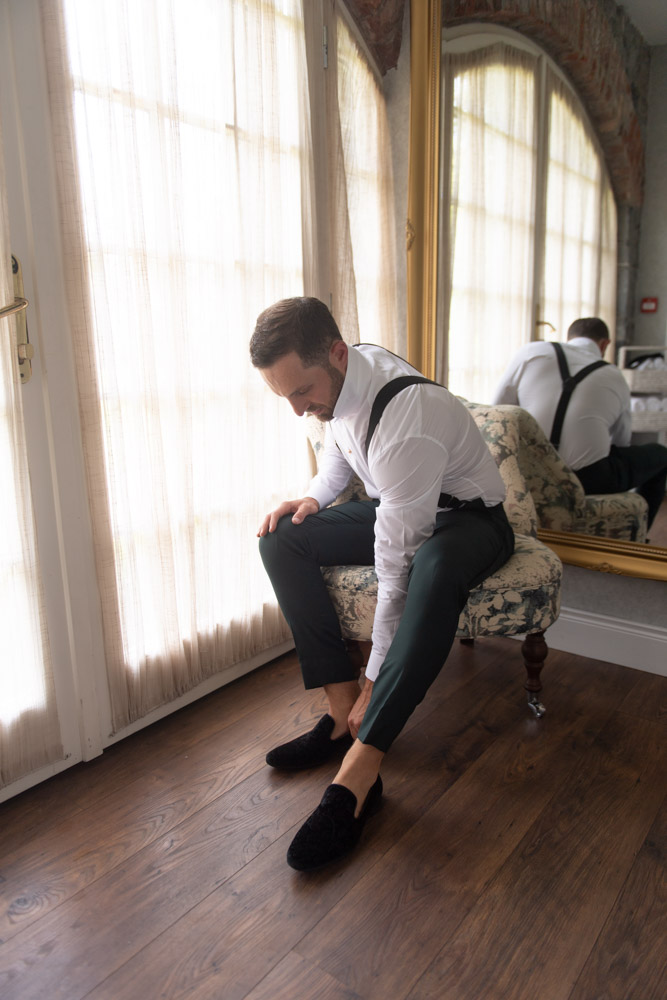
[332, 344, 373, 420]
[568, 337, 604, 359]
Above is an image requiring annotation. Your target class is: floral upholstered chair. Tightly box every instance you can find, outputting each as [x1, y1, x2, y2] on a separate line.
[305, 403, 563, 717]
[486, 404, 648, 542]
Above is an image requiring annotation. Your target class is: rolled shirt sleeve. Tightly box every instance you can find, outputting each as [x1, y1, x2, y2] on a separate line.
[306, 426, 354, 511]
[364, 433, 449, 682]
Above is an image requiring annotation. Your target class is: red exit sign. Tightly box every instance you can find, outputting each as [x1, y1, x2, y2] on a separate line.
[640, 297, 658, 313]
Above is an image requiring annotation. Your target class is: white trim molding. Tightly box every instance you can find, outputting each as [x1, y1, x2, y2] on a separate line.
[545, 605, 667, 677]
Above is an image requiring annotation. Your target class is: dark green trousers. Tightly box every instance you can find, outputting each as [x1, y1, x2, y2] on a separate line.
[575, 443, 667, 528]
[259, 500, 514, 752]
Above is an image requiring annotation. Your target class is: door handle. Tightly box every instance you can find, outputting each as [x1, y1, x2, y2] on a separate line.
[11, 255, 33, 383]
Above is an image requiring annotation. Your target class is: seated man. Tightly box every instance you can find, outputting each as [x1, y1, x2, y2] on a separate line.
[250, 296, 514, 871]
[492, 317, 667, 528]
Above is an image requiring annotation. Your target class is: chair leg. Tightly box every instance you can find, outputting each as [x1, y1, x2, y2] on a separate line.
[521, 631, 547, 718]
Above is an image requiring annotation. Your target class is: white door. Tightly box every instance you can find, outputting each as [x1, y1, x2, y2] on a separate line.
[0, 0, 111, 802]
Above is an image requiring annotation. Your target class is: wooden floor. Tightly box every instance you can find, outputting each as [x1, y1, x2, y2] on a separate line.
[0, 637, 665, 1000]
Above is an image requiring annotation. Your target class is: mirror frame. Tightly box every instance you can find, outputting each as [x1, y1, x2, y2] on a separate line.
[406, 1, 667, 582]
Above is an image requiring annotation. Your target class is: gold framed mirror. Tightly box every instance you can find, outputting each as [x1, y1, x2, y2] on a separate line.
[406, 0, 667, 582]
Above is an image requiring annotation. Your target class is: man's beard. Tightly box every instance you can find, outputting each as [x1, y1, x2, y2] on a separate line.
[309, 365, 345, 422]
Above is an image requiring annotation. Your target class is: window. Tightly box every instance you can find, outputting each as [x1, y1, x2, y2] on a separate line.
[40, 0, 397, 733]
[337, 10, 398, 349]
[440, 29, 617, 403]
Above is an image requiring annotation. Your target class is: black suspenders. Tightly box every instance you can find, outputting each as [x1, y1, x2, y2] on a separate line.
[364, 375, 436, 455]
[363, 368, 482, 511]
[549, 342, 607, 450]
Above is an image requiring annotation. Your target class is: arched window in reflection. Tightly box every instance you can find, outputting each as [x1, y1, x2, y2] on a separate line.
[440, 29, 617, 404]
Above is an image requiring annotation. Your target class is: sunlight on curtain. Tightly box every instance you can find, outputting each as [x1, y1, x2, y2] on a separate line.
[336, 12, 398, 354]
[443, 44, 537, 403]
[0, 120, 62, 784]
[43, 0, 313, 729]
[542, 72, 617, 338]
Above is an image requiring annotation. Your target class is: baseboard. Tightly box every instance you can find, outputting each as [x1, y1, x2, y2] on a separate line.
[0, 640, 296, 805]
[103, 639, 296, 747]
[544, 605, 667, 676]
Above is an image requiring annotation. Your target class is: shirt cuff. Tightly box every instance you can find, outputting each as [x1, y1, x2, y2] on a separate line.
[305, 479, 336, 512]
[364, 648, 384, 683]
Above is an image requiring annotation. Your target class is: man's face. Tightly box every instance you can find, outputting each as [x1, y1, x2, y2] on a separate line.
[261, 348, 346, 422]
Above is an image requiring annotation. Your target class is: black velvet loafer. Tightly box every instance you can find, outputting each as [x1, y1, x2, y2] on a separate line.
[265, 714, 353, 770]
[286, 775, 383, 871]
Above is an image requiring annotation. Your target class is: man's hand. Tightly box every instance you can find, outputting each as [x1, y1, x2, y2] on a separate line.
[348, 678, 374, 739]
[257, 497, 320, 537]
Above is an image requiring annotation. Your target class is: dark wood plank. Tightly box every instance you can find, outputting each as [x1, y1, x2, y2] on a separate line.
[292, 650, 644, 999]
[568, 791, 667, 1000]
[0, 638, 509, 943]
[32, 645, 523, 1000]
[293, 708, 603, 997]
[0, 677, 322, 941]
[0, 765, 332, 1000]
[617, 668, 667, 728]
[0, 651, 304, 855]
[73, 832, 384, 1000]
[405, 711, 667, 1000]
[243, 953, 363, 1000]
[0, 645, 663, 1000]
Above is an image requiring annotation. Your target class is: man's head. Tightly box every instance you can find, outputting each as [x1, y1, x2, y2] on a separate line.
[567, 317, 610, 357]
[250, 297, 348, 421]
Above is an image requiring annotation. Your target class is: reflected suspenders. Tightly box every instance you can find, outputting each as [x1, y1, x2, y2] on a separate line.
[549, 342, 608, 450]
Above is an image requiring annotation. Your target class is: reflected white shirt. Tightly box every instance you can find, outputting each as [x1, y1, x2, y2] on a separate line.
[492, 337, 632, 470]
[306, 344, 506, 683]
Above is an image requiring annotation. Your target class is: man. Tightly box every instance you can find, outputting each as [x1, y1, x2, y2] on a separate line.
[250, 296, 514, 871]
[492, 317, 667, 528]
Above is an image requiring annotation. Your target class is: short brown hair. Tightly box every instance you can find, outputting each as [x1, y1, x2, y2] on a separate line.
[567, 317, 610, 344]
[250, 297, 342, 368]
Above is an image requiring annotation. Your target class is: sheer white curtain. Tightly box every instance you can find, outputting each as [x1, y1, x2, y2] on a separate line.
[41, 0, 314, 730]
[542, 71, 617, 341]
[441, 43, 538, 402]
[336, 9, 398, 353]
[440, 33, 619, 400]
[0, 121, 62, 786]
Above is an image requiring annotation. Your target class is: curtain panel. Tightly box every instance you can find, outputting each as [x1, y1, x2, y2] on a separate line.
[441, 42, 538, 403]
[542, 69, 618, 345]
[39, 0, 398, 732]
[41, 0, 316, 730]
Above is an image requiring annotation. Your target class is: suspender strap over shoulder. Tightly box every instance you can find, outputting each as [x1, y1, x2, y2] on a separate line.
[549, 342, 608, 450]
[364, 375, 436, 456]
[364, 373, 483, 511]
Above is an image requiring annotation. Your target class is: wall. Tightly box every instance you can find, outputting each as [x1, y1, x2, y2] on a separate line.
[635, 45, 667, 349]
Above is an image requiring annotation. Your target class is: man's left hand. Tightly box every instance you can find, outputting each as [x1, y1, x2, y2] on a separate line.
[348, 678, 374, 739]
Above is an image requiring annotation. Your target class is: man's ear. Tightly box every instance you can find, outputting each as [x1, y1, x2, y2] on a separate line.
[329, 338, 348, 372]
[600, 338, 611, 358]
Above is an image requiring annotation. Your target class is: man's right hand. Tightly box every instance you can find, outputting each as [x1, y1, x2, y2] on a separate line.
[257, 497, 320, 537]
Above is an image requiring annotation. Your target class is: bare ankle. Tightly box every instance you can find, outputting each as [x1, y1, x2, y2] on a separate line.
[324, 680, 361, 738]
[334, 740, 384, 816]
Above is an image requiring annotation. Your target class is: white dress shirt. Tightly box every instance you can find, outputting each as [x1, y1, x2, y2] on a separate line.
[492, 337, 632, 470]
[306, 344, 506, 683]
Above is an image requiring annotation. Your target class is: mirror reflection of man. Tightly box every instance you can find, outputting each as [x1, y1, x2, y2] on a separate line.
[251, 296, 514, 871]
[492, 318, 667, 530]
